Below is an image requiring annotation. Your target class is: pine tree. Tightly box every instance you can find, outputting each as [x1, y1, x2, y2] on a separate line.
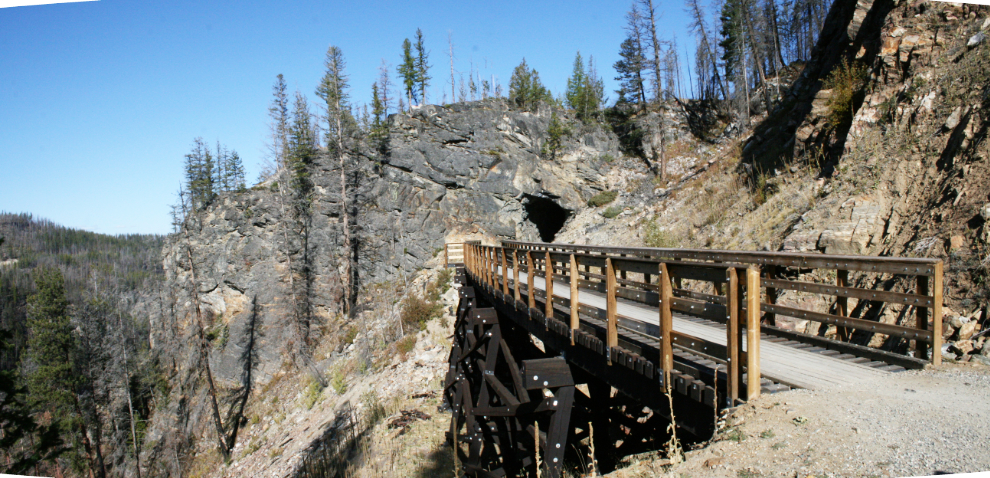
[266, 74, 290, 177]
[378, 59, 394, 115]
[0, 329, 64, 474]
[508, 58, 551, 112]
[615, 4, 649, 109]
[370, 82, 388, 152]
[184, 138, 216, 210]
[25, 267, 106, 476]
[287, 92, 316, 195]
[414, 28, 431, 105]
[316, 45, 356, 316]
[566, 52, 587, 114]
[566, 53, 605, 121]
[398, 39, 417, 107]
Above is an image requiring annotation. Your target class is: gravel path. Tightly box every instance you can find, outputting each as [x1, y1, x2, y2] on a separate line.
[615, 364, 990, 477]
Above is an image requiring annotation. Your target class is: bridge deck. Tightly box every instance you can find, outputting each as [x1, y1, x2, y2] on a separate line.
[521, 272, 889, 390]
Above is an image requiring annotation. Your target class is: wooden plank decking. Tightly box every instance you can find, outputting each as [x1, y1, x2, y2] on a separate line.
[516, 270, 889, 390]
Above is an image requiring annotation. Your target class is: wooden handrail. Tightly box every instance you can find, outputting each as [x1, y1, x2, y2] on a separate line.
[458, 241, 762, 402]
[501, 240, 943, 366]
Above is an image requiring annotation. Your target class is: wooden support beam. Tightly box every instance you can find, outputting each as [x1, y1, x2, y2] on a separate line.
[836, 269, 849, 342]
[513, 250, 521, 304]
[570, 254, 579, 345]
[746, 267, 761, 400]
[727, 267, 739, 405]
[545, 251, 554, 324]
[659, 262, 673, 381]
[917, 273, 928, 361]
[765, 264, 777, 326]
[527, 251, 536, 310]
[933, 261, 943, 367]
[606, 257, 618, 365]
[501, 247, 509, 296]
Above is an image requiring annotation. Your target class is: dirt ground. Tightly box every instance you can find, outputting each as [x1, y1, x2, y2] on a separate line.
[608, 363, 990, 478]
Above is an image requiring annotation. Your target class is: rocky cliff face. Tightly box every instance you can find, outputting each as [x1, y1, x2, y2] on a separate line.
[141, 100, 623, 474]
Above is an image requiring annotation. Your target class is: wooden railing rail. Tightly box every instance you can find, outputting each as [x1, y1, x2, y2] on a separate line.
[460, 242, 762, 404]
[503, 240, 943, 366]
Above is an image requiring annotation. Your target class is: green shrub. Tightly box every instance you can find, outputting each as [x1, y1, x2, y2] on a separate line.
[600, 153, 616, 163]
[822, 58, 867, 131]
[400, 268, 451, 331]
[303, 377, 325, 409]
[643, 218, 677, 248]
[541, 112, 571, 159]
[602, 206, 622, 219]
[400, 294, 442, 332]
[342, 325, 358, 345]
[330, 369, 347, 395]
[396, 335, 417, 358]
[752, 168, 774, 206]
[361, 390, 388, 427]
[587, 190, 618, 207]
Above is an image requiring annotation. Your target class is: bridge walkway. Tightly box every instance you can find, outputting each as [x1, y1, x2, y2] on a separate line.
[522, 271, 889, 390]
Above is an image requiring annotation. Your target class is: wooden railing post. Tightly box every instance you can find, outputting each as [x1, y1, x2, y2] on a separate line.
[513, 250, 521, 303]
[933, 261, 943, 366]
[489, 247, 495, 288]
[746, 266, 761, 400]
[545, 251, 554, 323]
[569, 254, 579, 345]
[527, 251, 536, 310]
[764, 264, 777, 326]
[917, 272, 929, 361]
[501, 247, 509, 296]
[919, 262, 944, 366]
[444, 244, 448, 267]
[485, 246, 492, 287]
[836, 269, 849, 341]
[727, 267, 740, 406]
[659, 262, 673, 384]
[606, 258, 618, 365]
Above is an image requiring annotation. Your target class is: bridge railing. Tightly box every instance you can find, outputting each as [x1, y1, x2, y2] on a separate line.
[443, 241, 478, 267]
[463, 242, 763, 404]
[504, 241, 944, 367]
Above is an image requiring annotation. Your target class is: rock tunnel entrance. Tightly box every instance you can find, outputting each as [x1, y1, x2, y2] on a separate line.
[523, 194, 571, 242]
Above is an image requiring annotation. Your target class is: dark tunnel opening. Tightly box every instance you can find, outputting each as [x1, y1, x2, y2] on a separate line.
[523, 194, 571, 243]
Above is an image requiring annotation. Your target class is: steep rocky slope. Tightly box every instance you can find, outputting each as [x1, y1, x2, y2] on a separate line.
[139, 2, 990, 474]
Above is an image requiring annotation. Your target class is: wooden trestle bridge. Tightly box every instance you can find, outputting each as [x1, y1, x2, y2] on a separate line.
[441, 240, 943, 478]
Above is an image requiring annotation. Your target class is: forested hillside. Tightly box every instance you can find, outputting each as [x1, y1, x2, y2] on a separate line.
[0, 213, 165, 476]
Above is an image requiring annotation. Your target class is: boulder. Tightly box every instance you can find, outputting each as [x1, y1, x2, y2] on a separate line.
[949, 315, 970, 329]
[951, 340, 974, 355]
[957, 321, 979, 341]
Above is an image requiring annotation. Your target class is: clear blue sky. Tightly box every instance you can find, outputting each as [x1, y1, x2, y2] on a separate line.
[1, 0, 698, 235]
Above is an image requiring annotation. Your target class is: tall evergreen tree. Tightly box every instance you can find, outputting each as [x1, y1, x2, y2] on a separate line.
[184, 138, 216, 210]
[398, 39, 417, 107]
[614, 5, 649, 109]
[261, 74, 291, 180]
[287, 92, 316, 194]
[316, 45, 356, 316]
[566, 52, 605, 121]
[369, 82, 389, 153]
[378, 59, 394, 115]
[566, 52, 587, 115]
[0, 329, 64, 474]
[508, 58, 552, 112]
[414, 28, 431, 105]
[25, 267, 105, 477]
